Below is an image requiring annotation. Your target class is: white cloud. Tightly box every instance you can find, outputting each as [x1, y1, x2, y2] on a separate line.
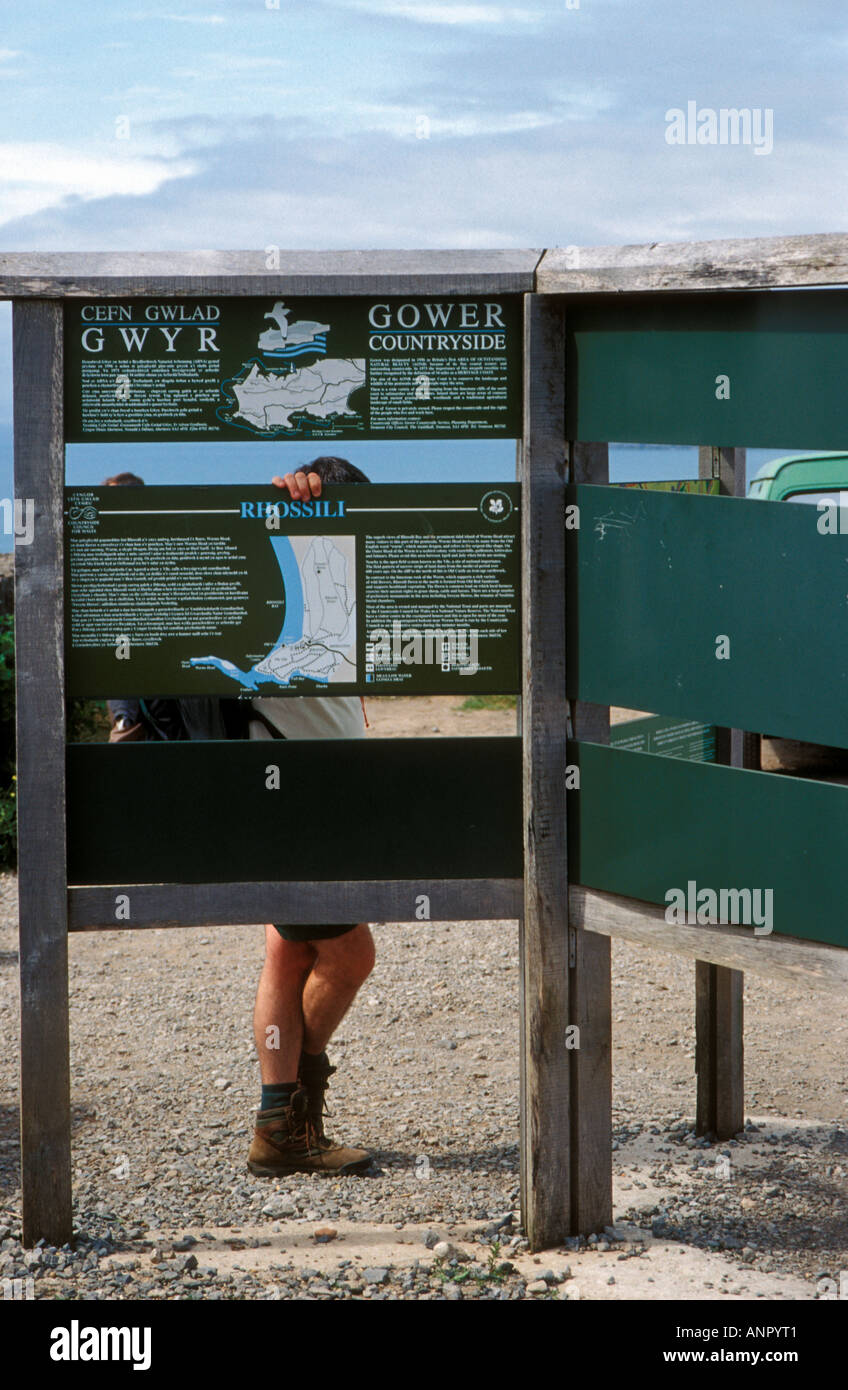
[0, 49, 20, 61]
[347, 101, 568, 137]
[0, 143, 197, 225]
[338, 1, 545, 25]
[162, 11, 226, 21]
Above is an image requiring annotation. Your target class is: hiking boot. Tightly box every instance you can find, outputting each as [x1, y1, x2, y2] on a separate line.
[247, 1087, 372, 1177]
[298, 1050, 336, 1140]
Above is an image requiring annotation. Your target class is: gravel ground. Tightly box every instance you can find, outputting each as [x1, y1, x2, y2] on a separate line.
[1, 699, 847, 1302]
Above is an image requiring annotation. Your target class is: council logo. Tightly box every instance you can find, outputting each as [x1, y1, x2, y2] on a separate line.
[480, 489, 513, 523]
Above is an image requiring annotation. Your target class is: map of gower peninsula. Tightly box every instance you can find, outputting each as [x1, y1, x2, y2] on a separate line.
[219, 302, 365, 437]
[190, 534, 357, 690]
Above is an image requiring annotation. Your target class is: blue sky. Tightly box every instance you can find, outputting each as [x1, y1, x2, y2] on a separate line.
[1, 0, 846, 527]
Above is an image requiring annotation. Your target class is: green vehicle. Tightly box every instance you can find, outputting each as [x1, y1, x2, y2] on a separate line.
[748, 451, 848, 506]
[749, 452, 848, 775]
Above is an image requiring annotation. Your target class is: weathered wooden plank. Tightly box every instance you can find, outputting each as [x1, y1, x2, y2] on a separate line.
[0, 249, 541, 298]
[13, 300, 72, 1248]
[697, 444, 746, 499]
[571, 886, 848, 995]
[568, 440, 612, 1232]
[67, 879, 522, 929]
[696, 962, 744, 1139]
[695, 446, 745, 1140]
[2, 234, 844, 297]
[537, 232, 848, 294]
[520, 295, 573, 1248]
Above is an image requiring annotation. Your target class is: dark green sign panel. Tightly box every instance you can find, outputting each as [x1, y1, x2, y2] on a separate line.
[64, 296, 522, 442]
[610, 713, 716, 762]
[566, 289, 848, 448]
[65, 483, 520, 698]
[569, 741, 848, 949]
[66, 738, 523, 885]
[567, 483, 848, 750]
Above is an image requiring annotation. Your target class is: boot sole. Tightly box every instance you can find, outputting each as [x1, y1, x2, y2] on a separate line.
[247, 1156, 373, 1178]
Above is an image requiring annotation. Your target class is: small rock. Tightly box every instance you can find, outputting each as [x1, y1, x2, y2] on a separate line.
[526, 1279, 548, 1294]
[262, 1196, 297, 1218]
[172, 1237, 197, 1252]
[214, 1078, 231, 1090]
[363, 1267, 390, 1285]
[422, 1231, 441, 1250]
[432, 1242, 470, 1263]
[313, 1227, 337, 1244]
[443, 1283, 462, 1300]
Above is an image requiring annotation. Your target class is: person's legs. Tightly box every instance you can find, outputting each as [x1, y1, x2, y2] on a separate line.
[247, 922, 375, 1176]
[301, 924, 376, 1055]
[253, 927, 316, 1084]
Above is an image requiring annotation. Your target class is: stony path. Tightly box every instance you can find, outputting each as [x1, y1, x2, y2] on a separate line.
[2, 861, 846, 1301]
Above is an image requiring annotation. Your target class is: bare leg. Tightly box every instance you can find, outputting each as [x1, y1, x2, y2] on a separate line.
[301, 924, 375, 1054]
[253, 928, 315, 1084]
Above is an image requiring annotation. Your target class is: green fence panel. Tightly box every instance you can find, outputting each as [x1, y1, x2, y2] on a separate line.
[568, 483, 848, 749]
[569, 741, 848, 949]
[566, 289, 848, 447]
[66, 737, 523, 885]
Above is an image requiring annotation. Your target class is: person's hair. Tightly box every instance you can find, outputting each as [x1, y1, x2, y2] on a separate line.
[103, 472, 145, 486]
[303, 456, 370, 485]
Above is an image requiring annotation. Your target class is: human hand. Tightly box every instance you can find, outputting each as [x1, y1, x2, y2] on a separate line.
[271, 470, 322, 500]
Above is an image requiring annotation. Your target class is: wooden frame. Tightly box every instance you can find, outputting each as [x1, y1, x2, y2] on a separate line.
[694, 446, 748, 1140]
[9, 233, 848, 1253]
[13, 300, 73, 1248]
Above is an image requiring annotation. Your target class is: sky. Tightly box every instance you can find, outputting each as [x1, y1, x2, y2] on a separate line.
[1, 0, 846, 532]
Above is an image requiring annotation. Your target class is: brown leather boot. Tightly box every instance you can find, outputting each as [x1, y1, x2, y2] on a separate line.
[247, 1086, 372, 1177]
[298, 1050, 336, 1140]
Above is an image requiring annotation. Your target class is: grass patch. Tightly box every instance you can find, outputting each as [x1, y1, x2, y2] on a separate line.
[454, 694, 517, 713]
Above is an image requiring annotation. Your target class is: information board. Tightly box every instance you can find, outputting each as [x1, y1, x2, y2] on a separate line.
[64, 483, 520, 698]
[64, 296, 522, 442]
[610, 714, 716, 762]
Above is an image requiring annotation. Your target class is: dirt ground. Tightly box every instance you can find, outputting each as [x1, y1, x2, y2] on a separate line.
[1, 696, 846, 1302]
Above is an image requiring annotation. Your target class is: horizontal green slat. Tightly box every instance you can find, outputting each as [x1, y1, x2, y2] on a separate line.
[569, 741, 848, 949]
[566, 289, 848, 447]
[66, 737, 522, 885]
[568, 484, 848, 749]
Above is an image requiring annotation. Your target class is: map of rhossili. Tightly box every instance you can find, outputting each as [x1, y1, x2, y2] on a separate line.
[190, 535, 357, 689]
[219, 301, 365, 436]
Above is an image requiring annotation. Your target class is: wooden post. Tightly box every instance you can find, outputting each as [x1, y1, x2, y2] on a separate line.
[695, 446, 746, 1139]
[569, 442, 613, 1232]
[13, 300, 73, 1247]
[519, 298, 612, 1248]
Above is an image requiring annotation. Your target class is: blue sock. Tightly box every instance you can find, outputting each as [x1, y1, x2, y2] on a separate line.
[261, 1082, 297, 1113]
